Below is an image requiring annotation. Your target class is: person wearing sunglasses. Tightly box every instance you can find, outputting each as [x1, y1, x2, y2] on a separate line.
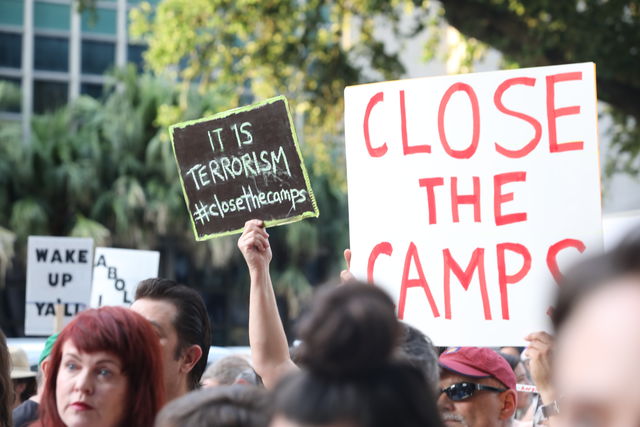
[438, 347, 517, 427]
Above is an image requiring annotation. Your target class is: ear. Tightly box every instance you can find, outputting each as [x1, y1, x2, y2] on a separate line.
[179, 344, 203, 375]
[41, 360, 51, 378]
[499, 389, 518, 420]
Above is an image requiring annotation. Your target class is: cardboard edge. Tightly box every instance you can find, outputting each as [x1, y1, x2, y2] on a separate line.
[280, 97, 321, 219]
[169, 95, 288, 131]
[194, 210, 318, 241]
[344, 61, 598, 91]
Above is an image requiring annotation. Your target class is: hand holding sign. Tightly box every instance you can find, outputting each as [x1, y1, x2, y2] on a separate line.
[238, 220, 272, 275]
[170, 96, 319, 240]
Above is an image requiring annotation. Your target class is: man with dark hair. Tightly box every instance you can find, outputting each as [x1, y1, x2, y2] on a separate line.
[438, 347, 517, 427]
[546, 229, 640, 426]
[131, 278, 211, 402]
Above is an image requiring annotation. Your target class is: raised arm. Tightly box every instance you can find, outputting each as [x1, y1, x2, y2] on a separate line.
[238, 219, 298, 389]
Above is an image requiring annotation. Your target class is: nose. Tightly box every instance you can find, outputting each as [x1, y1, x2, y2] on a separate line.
[73, 368, 94, 395]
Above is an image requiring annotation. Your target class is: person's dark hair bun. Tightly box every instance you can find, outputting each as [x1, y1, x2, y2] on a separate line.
[295, 282, 399, 378]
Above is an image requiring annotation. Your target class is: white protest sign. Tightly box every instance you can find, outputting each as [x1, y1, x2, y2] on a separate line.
[344, 62, 602, 346]
[602, 210, 640, 251]
[25, 236, 94, 336]
[90, 247, 160, 308]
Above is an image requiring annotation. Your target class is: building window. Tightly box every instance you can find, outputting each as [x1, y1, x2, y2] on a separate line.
[34, 1, 70, 31]
[81, 40, 115, 75]
[80, 82, 103, 98]
[82, 8, 117, 35]
[0, 32, 21, 68]
[33, 80, 67, 114]
[127, 44, 145, 71]
[0, 0, 23, 27]
[0, 77, 21, 113]
[34, 36, 69, 72]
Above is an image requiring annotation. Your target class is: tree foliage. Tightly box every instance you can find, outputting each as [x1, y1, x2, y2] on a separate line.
[130, 0, 431, 186]
[130, 0, 640, 173]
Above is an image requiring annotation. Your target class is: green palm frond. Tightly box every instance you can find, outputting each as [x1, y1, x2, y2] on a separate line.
[9, 199, 49, 239]
[69, 215, 111, 246]
[0, 226, 16, 289]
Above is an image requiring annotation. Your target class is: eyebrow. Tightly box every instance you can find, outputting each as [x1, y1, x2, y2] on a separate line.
[149, 320, 164, 333]
[63, 352, 122, 367]
[63, 352, 81, 360]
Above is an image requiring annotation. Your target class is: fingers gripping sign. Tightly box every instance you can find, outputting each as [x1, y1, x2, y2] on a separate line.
[340, 249, 356, 284]
[238, 220, 272, 273]
[524, 331, 555, 404]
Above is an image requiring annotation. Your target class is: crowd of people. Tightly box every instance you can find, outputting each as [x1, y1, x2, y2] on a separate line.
[1, 219, 639, 426]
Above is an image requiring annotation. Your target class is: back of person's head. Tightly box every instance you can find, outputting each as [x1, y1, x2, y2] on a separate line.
[39, 306, 164, 427]
[155, 385, 270, 427]
[135, 278, 212, 390]
[398, 322, 439, 391]
[272, 281, 443, 427]
[0, 329, 12, 427]
[295, 281, 398, 377]
[202, 356, 259, 387]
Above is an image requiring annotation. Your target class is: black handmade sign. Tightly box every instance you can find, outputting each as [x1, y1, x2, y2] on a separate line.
[170, 96, 319, 240]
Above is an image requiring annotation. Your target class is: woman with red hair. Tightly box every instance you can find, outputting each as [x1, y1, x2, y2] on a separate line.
[34, 306, 164, 427]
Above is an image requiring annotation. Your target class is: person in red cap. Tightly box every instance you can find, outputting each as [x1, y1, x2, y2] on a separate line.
[438, 347, 517, 427]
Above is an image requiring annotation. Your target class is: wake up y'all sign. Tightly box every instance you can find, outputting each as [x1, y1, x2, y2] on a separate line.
[344, 63, 602, 346]
[170, 96, 319, 240]
[25, 236, 94, 336]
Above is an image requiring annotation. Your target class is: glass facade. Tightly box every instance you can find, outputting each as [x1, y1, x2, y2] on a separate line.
[0, 0, 149, 120]
[0, 0, 23, 26]
[82, 40, 116, 75]
[0, 31, 21, 68]
[127, 43, 145, 71]
[34, 1, 70, 30]
[33, 80, 68, 113]
[34, 35, 69, 71]
[81, 8, 116, 35]
[80, 82, 103, 98]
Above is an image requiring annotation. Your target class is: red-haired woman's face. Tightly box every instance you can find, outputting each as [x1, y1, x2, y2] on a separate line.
[55, 340, 128, 427]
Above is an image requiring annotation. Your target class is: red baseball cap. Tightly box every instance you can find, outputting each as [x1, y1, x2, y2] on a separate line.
[439, 347, 516, 390]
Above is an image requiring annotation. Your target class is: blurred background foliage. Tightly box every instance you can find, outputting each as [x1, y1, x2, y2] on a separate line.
[1, 0, 638, 342]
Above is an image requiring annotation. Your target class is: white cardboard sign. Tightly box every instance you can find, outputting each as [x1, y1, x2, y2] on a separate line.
[25, 236, 94, 336]
[90, 247, 160, 308]
[344, 63, 603, 346]
[602, 211, 640, 251]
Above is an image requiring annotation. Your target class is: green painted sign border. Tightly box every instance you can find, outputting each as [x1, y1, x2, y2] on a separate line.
[169, 95, 320, 241]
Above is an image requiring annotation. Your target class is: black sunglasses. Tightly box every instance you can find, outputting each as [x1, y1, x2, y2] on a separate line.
[440, 382, 507, 401]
